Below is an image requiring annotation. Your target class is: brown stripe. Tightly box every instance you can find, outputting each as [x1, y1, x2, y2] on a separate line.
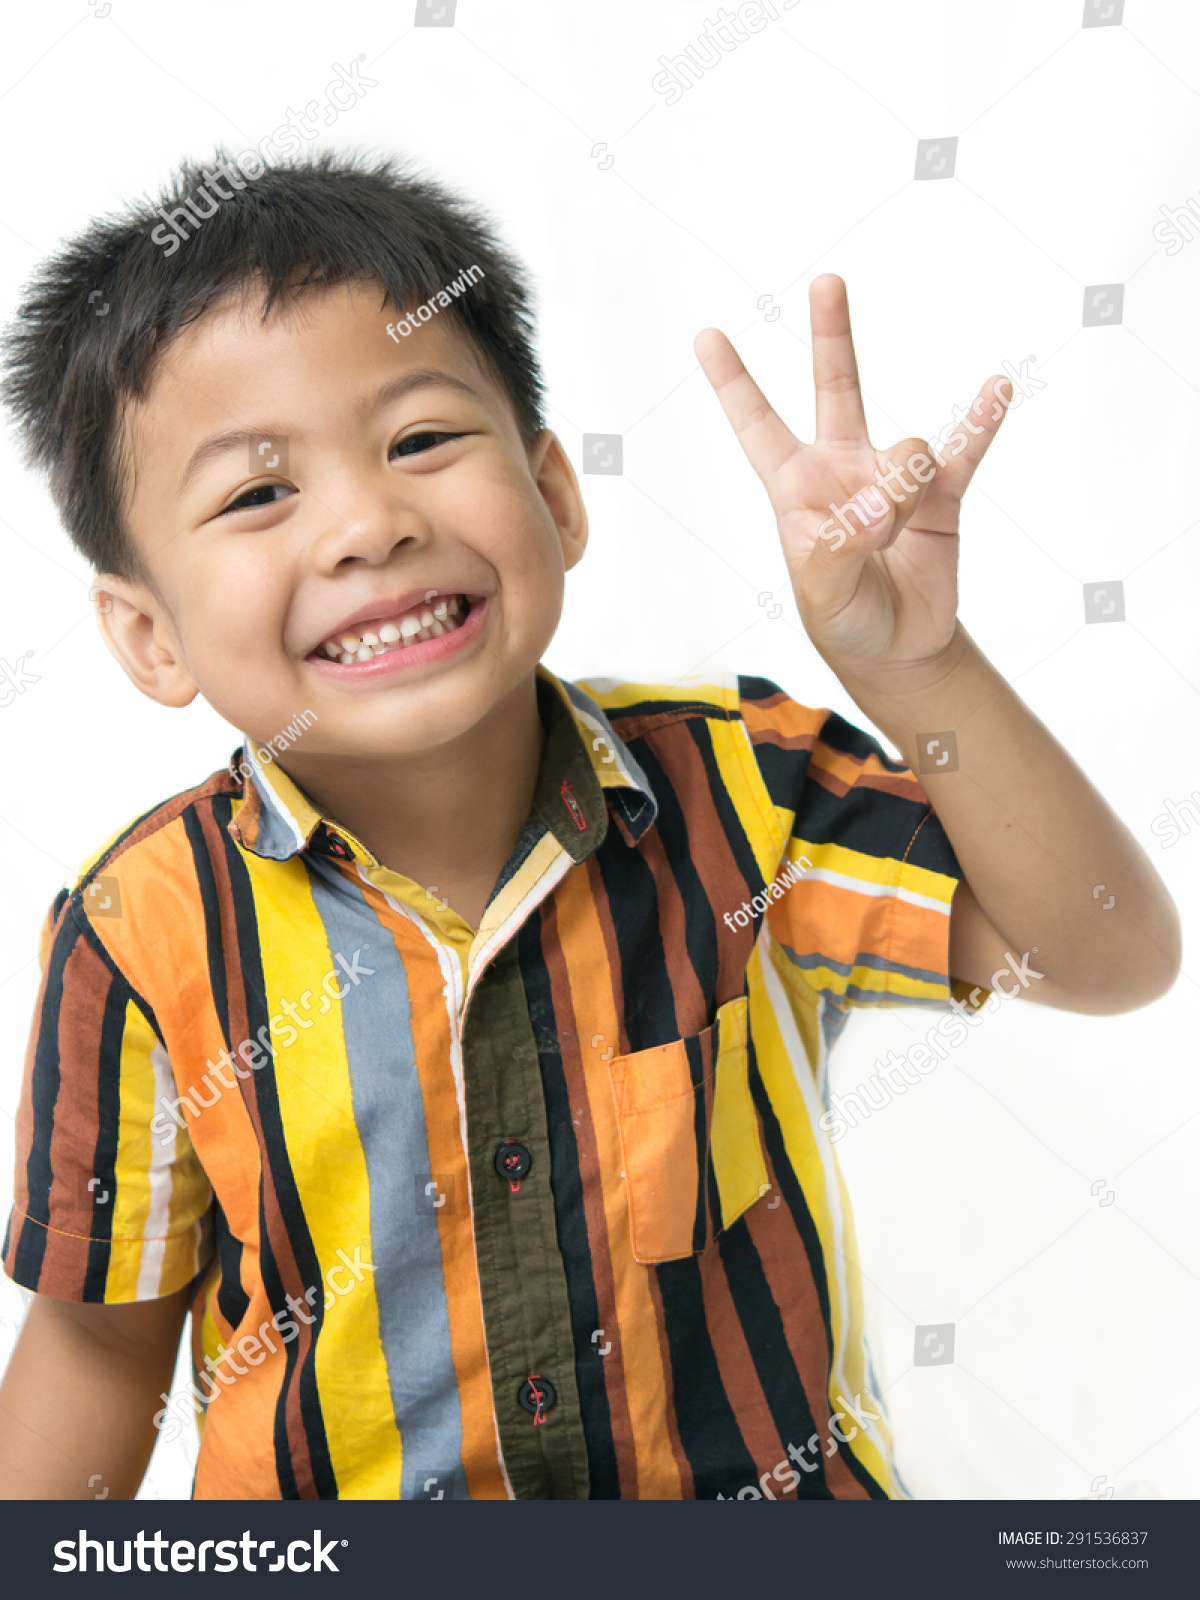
[695, 1241, 789, 1494]
[38, 930, 113, 1296]
[741, 1175, 871, 1498]
[196, 801, 319, 1499]
[657, 721, 759, 1007]
[634, 768, 707, 1038]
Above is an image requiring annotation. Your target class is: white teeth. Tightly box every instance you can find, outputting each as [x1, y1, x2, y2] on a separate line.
[318, 596, 470, 661]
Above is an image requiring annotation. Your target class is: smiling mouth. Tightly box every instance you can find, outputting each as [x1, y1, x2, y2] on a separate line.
[308, 594, 474, 664]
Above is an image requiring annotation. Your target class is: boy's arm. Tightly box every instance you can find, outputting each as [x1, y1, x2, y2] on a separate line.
[837, 626, 1180, 1014]
[0, 1285, 191, 1500]
[696, 275, 1180, 1015]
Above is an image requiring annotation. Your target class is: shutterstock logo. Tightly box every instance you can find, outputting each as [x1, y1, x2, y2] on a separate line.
[53, 1529, 344, 1573]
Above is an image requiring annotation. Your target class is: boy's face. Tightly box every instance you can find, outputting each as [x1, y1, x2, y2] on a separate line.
[100, 281, 586, 761]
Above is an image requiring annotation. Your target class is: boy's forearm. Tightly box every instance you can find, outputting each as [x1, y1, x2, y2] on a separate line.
[0, 1286, 190, 1500]
[840, 622, 1181, 1012]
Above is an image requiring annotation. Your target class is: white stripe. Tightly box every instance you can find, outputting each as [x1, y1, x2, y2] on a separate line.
[137, 1041, 180, 1298]
[803, 865, 950, 916]
[757, 925, 890, 1465]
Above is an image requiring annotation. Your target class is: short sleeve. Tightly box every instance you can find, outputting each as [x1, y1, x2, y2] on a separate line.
[3, 892, 214, 1302]
[737, 676, 970, 1022]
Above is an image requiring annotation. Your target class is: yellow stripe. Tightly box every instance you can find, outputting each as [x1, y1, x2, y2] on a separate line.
[748, 942, 898, 1496]
[794, 837, 957, 903]
[246, 855, 398, 1498]
[709, 996, 769, 1226]
[106, 999, 157, 1298]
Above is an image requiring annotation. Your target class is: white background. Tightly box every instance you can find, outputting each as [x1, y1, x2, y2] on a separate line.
[0, 0, 1197, 1501]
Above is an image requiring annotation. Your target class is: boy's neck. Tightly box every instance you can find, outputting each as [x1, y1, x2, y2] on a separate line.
[275, 672, 546, 922]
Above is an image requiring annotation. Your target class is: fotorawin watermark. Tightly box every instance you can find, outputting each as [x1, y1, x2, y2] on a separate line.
[386, 266, 485, 339]
[724, 854, 812, 929]
[229, 709, 318, 790]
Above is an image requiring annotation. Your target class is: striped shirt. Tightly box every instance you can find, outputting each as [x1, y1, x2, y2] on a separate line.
[4, 663, 965, 1499]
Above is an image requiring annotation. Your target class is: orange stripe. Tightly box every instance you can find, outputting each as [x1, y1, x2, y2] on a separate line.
[555, 860, 684, 1498]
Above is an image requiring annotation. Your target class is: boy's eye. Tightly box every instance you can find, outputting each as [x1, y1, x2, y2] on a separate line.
[391, 431, 463, 458]
[222, 482, 293, 514]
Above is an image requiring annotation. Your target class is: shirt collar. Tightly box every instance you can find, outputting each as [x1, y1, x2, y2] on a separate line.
[225, 662, 658, 863]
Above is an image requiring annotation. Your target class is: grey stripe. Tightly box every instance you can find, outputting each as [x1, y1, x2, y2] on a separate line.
[777, 939, 949, 990]
[240, 751, 305, 860]
[308, 858, 468, 1500]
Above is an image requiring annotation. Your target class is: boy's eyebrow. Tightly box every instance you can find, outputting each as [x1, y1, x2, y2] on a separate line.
[177, 369, 484, 491]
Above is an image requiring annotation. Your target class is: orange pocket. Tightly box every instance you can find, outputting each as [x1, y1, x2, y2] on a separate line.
[607, 995, 768, 1264]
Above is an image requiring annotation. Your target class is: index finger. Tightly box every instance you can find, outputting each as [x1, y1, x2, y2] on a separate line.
[809, 274, 869, 445]
[693, 327, 803, 484]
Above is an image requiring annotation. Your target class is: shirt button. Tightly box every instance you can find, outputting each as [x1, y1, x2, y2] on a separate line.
[494, 1141, 532, 1182]
[518, 1374, 557, 1421]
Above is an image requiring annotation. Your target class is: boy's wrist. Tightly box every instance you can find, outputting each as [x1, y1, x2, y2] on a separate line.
[830, 624, 1002, 770]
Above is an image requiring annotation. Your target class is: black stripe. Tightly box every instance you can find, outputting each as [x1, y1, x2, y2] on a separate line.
[625, 734, 720, 1014]
[685, 1032, 711, 1256]
[182, 806, 231, 1051]
[684, 718, 771, 906]
[215, 800, 338, 1500]
[213, 1206, 250, 1332]
[591, 822, 677, 1052]
[752, 1030, 896, 1491]
[603, 696, 733, 726]
[516, 913, 620, 1501]
[654, 1256, 758, 1499]
[748, 1035, 835, 1366]
[11, 900, 84, 1287]
[712, 1219, 832, 1499]
[81, 962, 130, 1298]
[184, 802, 249, 1330]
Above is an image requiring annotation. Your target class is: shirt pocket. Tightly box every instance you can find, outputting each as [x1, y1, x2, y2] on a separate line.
[606, 994, 769, 1265]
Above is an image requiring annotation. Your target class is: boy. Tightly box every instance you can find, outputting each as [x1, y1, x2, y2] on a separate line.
[0, 150, 1179, 1501]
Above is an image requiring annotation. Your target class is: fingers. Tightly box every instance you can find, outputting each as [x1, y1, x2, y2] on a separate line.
[809, 274, 869, 445]
[694, 327, 803, 484]
[918, 375, 1011, 520]
[814, 434, 934, 563]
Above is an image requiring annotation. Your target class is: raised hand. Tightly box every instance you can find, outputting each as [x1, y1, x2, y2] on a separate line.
[695, 274, 1010, 688]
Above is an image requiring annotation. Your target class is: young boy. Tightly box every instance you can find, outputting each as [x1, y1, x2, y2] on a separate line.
[0, 150, 1179, 1502]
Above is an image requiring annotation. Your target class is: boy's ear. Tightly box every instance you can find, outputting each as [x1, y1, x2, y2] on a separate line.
[90, 575, 199, 709]
[528, 430, 588, 570]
